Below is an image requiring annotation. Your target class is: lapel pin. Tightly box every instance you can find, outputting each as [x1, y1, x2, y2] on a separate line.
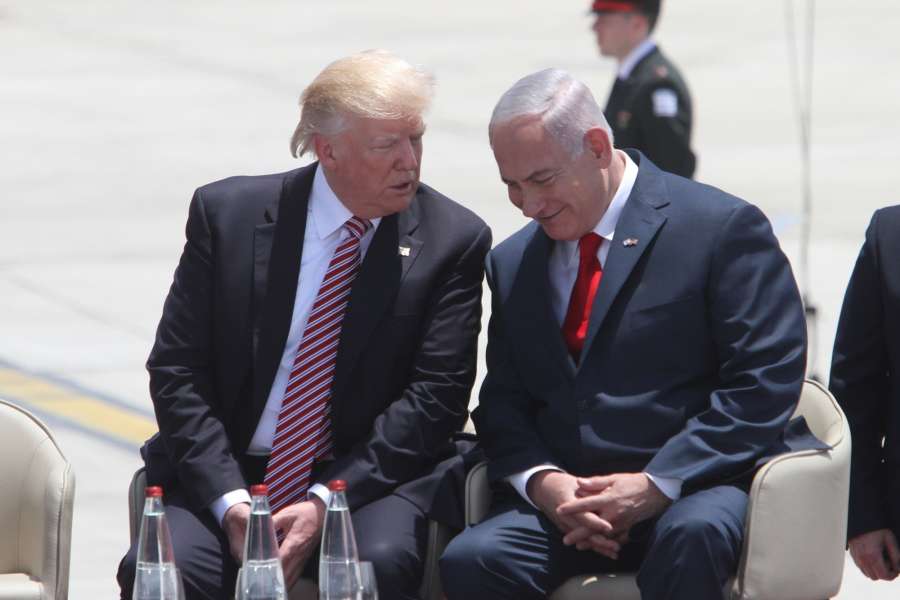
[623, 238, 639, 247]
[398, 246, 411, 257]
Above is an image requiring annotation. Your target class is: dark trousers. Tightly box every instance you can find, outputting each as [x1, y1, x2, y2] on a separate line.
[118, 489, 429, 600]
[440, 485, 748, 600]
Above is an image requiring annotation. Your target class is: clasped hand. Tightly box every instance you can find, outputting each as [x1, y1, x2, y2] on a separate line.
[223, 497, 326, 589]
[529, 471, 670, 559]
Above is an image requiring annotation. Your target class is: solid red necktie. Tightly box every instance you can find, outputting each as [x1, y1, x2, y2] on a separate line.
[562, 233, 604, 362]
[264, 216, 371, 514]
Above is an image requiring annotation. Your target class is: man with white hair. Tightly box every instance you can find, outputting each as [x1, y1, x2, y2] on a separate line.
[117, 50, 491, 600]
[440, 68, 821, 599]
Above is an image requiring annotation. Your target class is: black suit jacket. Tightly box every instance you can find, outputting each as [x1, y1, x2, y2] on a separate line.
[143, 162, 491, 526]
[830, 205, 900, 539]
[475, 152, 822, 494]
[604, 46, 696, 179]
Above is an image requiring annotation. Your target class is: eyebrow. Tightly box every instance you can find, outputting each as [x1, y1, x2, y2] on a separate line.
[501, 168, 558, 185]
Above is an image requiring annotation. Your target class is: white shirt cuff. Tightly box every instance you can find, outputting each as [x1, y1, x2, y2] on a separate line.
[506, 464, 562, 509]
[210, 489, 251, 526]
[645, 472, 682, 500]
[308, 483, 331, 507]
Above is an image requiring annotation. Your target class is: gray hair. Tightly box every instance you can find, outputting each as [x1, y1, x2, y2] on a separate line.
[290, 50, 435, 158]
[489, 68, 612, 157]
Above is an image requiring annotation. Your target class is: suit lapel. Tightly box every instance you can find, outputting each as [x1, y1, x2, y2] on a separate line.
[248, 165, 315, 437]
[330, 195, 423, 423]
[579, 154, 669, 368]
[510, 228, 576, 380]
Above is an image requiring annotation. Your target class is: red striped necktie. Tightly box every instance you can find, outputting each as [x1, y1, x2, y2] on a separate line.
[264, 216, 371, 513]
[562, 232, 604, 362]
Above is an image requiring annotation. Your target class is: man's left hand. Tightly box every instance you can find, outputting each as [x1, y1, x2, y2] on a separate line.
[272, 497, 327, 589]
[557, 473, 671, 544]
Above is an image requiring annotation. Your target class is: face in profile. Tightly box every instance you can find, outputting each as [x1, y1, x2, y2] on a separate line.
[321, 115, 425, 219]
[592, 12, 638, 58]
[491, 116, 609, 242]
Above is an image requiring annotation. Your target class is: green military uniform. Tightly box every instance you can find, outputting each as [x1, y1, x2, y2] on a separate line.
[604, 44, 696, 178]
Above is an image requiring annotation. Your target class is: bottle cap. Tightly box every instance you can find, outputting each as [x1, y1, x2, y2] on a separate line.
[145, 486, 163, 498]
[250, 484, 268, 496]
[327, 479, 347, 492]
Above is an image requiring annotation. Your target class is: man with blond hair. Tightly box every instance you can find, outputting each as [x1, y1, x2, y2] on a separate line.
[117, 50, 491, 600]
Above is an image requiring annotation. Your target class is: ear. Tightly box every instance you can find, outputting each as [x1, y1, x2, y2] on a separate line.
[584, 127, 613, 168]
[314, 134, 338, 169]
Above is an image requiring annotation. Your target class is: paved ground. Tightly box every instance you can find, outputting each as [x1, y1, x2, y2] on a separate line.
[2, 0, 899, 597]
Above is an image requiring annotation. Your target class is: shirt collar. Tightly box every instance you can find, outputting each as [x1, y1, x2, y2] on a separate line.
[560, 151, 639, 267]
[618, 38, 656, 79]
[309, 164, 381, 240]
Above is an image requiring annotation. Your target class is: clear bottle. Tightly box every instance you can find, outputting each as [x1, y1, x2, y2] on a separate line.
[133, 486, 185, 600]
[318, 480, 362, 600]
[236, 484, 286, 600]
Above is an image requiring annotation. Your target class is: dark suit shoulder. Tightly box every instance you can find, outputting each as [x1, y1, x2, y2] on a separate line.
[488, 221, 540, 265]
[632, 47, 690, 93]
[195, 166, 306, 205]
[871, 204, 900, 233]
[414, 182, 489, 235]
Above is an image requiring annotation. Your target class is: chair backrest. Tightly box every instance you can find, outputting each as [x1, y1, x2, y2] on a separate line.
[0, 399, 75, 600]
[128, 467, 147, 543]
[792, 378, 846, 446]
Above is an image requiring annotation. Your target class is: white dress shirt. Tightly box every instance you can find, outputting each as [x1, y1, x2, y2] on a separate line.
[505, 152, 682, 507]
[210, 165, 381, 525]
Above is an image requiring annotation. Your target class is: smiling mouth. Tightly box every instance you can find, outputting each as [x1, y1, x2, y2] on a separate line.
[537, 207, 564, 221]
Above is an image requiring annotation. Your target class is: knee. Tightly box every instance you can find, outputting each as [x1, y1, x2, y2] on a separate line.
[357, 538, 422, 595]
[440, 529, 501, 591]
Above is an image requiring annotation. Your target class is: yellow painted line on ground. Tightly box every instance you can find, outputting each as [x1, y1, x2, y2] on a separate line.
[0, 367, 157, 446]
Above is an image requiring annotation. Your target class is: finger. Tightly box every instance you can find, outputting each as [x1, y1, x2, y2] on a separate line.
[871, 555, 891, 581]
[576, 476, 613, 492]
[563, 526, 595, 546]
[558, 497, 610, 517]
[588, 535, 620, 560]
[570, 510, 614, 535]
[885, 532, 900, 570]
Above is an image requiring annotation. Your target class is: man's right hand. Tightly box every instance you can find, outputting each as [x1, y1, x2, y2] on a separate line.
[849, 528, 900, 581]
[527, 470, 620, 559]
[223, 502, 251, 563]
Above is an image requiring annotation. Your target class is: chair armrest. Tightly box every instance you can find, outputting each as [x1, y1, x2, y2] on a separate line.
[732, 428, 851, 600]
[465, 461, 491, 526]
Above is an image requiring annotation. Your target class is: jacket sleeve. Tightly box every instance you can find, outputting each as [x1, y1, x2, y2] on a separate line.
[645, 203, 807, 489]
[317, 224, 492, 510]
[829, 210, 891, 539]
[146, 189, 247, 509]
[471, 254, 560, 484]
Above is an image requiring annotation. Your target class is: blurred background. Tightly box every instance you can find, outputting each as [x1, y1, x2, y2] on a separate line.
[1, 0, 898, 596]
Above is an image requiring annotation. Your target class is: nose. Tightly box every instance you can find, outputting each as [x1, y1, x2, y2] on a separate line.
[395, 139, 419, 171]
[520, 191, 546, 219]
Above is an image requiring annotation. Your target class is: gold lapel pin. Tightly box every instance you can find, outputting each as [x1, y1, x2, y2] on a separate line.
[623, 238, 639, 247]
[398, 246, 411, 257]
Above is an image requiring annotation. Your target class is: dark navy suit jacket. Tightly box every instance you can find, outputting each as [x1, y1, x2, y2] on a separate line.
[830, 205, 900, 540]
[475, 152, 821, 495]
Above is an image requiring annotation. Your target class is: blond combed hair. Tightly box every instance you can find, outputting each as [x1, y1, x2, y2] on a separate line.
[290, 50, 435, 158]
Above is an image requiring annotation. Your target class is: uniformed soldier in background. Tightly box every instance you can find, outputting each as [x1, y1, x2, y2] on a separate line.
[591, 0, 696, 178]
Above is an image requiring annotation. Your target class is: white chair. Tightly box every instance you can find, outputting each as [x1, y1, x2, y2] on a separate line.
[0, 399, 75, 600]
[464, 380, 851, 600]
